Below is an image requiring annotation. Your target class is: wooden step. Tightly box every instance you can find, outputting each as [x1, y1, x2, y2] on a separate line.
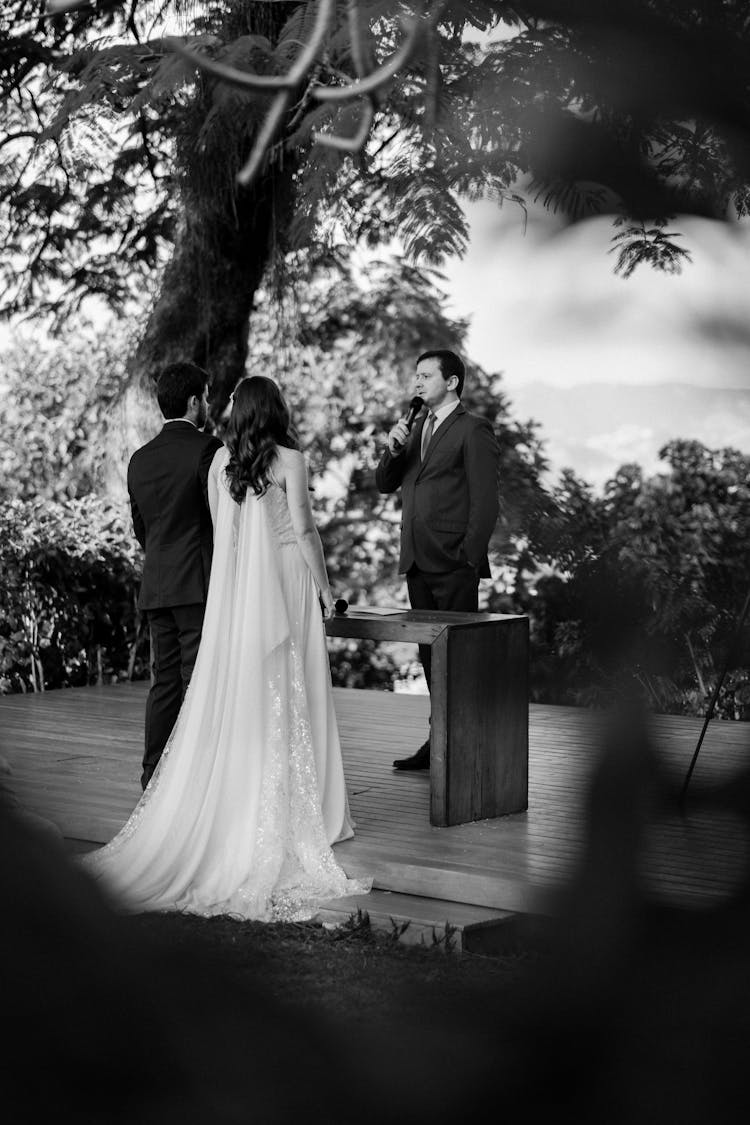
[67, 839, 526, 954]
[337, 849, 546, 915]
[314, 888, 520, 954]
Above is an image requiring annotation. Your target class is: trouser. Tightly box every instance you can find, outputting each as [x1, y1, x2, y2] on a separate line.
[142, 603, 204, 789]
[406, 565, 479, 691]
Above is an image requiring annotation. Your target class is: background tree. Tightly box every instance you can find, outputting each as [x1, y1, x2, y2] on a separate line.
[524, 441, 750, 717]
[3, 261, 747, 712]
[5, 1, 750, 706]
[3, 0, 750, 432]
[0, 253, 549, 691]
[0, 317, 133, 502]
[245, 248, 550, 683]
[0, 320, 146, 693]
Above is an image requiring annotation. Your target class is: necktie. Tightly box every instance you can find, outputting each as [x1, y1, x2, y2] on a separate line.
[420, 411, 436, 460]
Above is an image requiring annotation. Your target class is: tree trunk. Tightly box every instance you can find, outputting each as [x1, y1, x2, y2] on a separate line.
[134, 159, 298, 413]
[103, 1, 301, 499]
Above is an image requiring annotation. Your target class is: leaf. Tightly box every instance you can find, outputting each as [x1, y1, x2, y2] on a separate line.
[275, 1, 326, 67]
[609, 224, 692, 279]
[144, 51, 198, 101]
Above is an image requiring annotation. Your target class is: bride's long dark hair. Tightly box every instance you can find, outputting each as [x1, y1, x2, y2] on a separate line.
[224, 376, 300, 502]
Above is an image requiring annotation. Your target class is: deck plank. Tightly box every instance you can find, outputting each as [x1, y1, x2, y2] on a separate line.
[1, 682, 749, 914]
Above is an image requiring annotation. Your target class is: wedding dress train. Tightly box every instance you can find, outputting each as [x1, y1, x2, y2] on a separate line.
[84, 447, 370, 921]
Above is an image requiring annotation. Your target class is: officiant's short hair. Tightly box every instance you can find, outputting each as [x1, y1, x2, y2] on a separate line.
[157, 362, 208, 418]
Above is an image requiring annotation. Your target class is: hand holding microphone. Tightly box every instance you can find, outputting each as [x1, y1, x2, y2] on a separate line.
[387, 396, 424, 455]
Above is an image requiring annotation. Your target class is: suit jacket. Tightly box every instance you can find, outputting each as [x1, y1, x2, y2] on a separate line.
[375, 403, 500, 577]
[127, 421, 223, 611]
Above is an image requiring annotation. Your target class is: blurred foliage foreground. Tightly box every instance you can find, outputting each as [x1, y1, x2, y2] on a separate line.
[1, 279, 749, 717]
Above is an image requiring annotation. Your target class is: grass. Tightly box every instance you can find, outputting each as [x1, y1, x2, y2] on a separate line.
[115, 907, 541, 1122]
[127, 907, 535, 1025]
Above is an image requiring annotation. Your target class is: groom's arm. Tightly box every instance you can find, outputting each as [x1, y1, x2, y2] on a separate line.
[129, 492, 146, 550]
[198, 435, 224, 511]
[126, 457, 146, 550]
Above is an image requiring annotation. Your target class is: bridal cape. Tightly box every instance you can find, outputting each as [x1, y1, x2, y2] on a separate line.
[84, 447, 370, 921]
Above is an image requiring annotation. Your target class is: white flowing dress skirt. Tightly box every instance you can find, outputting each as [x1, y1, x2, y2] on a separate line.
[84, 456, 369, 921]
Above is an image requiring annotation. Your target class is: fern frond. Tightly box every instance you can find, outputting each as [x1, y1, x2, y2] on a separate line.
[275, 1, 329, 68]
[609, 224, 692, 278]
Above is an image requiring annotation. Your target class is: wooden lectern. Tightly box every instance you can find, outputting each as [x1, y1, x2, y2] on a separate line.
[325, 608, 528, 827]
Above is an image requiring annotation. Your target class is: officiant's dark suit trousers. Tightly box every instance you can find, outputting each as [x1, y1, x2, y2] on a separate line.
[142, 603, 204, 790]
[406, 565, 478, 690]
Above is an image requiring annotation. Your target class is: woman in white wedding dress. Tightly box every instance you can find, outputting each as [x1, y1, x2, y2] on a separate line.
[84, 376, 370, 921]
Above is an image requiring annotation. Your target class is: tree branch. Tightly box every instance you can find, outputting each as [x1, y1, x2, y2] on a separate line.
[311, 15, 424, 103]
[163, 0, 335, 92]
[0, 130, 38, 153]
[236, 88, 292, 187]
[163, 1, 432, 183]
[313, 100, 374, 152]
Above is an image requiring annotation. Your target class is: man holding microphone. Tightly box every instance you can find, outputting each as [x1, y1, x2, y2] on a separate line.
[376, 349, 500, 770]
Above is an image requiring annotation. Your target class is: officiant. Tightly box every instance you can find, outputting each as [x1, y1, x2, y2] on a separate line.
[375, 350, 500, 771]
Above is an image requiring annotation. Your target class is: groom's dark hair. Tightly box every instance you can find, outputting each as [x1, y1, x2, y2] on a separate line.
[417, 349, 465, 397]
[156, 362, 208, 419]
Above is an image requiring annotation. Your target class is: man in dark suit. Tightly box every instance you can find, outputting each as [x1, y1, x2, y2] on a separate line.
[375, 349, 500, 770]
[128, 362, 223, 789]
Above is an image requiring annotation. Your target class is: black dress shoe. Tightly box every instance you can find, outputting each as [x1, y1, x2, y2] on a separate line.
[393, 741, 430, 771]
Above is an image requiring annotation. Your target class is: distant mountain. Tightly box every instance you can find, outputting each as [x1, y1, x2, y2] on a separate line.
[504, 382, 750, 489]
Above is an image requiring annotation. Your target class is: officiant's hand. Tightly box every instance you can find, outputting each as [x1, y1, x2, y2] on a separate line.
[387, 418, 410, 455]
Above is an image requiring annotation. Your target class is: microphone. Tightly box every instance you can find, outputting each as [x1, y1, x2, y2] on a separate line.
[321, 597, 348, 618]
[393, 396, 424, 449]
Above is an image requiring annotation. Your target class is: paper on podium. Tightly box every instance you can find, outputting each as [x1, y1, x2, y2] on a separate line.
[353, 606, 405, 616]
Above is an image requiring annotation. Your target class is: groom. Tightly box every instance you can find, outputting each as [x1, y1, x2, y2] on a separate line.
[128, 362, 223, 789]
[375, 349, 500, 770]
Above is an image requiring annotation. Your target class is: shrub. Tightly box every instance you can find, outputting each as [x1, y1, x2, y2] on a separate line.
[0, 496, 148, 693]
[327, 637, 423, 691]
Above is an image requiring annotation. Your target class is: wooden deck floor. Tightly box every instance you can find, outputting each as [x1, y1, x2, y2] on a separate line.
[1, 682, 749, 916]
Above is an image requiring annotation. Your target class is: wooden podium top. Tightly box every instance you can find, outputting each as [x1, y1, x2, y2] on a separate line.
[324, 605, 526, 644]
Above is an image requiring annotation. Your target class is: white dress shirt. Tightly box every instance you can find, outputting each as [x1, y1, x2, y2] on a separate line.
[428, 398, 460, 433]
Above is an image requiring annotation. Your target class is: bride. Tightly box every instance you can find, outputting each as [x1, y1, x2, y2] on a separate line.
[84, 376, 370, 921]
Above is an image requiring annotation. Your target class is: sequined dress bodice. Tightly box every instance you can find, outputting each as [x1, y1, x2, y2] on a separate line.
[259, 480, 297, 547]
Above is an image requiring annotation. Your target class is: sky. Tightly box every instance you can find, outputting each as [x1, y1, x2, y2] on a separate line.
[438, 198, 750, 391]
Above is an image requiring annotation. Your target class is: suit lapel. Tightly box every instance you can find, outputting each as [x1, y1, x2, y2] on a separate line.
[415, 404, 465, 478]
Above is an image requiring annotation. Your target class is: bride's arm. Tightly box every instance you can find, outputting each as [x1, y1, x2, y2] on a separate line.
[283, 450, 334, 617]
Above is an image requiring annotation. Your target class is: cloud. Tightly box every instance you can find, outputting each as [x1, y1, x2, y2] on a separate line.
[585, 423, 656, 465]
[440, 200, 750, 390]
